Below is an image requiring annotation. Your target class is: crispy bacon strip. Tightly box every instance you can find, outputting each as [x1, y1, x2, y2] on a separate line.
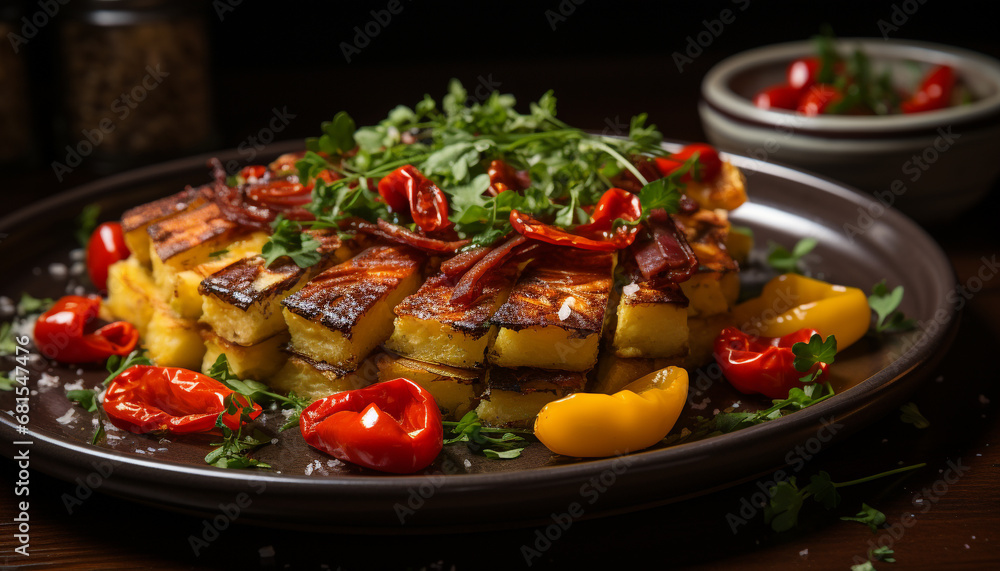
[450, 234, 535, 305]
[631, 209, 698, 283]
[344, 218, 469, 253]
[208, 158, 314, 232]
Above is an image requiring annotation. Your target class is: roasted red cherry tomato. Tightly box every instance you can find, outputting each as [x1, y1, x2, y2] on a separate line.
[299, 378, 443, 474]
[103, 365, 262, 435]
[753, 84, 802, 111]
[487, 159, 531, 196]
[797, 84, 842, 116]
[654, 143, 722, 182]
[713, 327, 828, 399]
[33, 295, 138, 364]
[787, 57, 822, 91]
[901, 65, 955, 113]
[377, 165, 452, 232]
[86, 222, 130, 292]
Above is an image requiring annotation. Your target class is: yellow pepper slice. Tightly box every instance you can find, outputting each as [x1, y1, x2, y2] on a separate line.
[731, 274, 870, 350]
[533, 366, 688, 458]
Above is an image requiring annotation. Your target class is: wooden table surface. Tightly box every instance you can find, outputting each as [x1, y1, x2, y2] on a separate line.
[3, 8, 1000, 566]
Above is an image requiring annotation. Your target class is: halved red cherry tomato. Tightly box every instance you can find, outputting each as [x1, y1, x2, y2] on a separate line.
[299, 378, 443, 474]
[86, 222, 130, 292]
[901, 65, 955, 113]
[787, 57, 821, 91]
[377, 165, 452, 232]
[247, 180, 313, 207]
[239, 165, 268, 180]
[797, 84, 842, 116]
[753, 84, 802, 111]
[654, 143, 722, 182]
[103, 365, 262, 435]
[34, 295, 138, 364]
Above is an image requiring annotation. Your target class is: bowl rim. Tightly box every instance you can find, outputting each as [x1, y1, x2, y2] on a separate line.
[701, 37, 1000, 136]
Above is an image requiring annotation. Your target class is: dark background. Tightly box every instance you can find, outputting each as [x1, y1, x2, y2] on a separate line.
[3, 2, 1000, 570]
[7, 0, 1000, 191]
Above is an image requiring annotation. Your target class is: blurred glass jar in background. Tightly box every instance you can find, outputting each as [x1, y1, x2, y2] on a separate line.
[58, 0, 215, 172]
[0, 1, 36, 168]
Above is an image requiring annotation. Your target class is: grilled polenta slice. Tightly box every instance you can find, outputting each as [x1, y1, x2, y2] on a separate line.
[199, 230, 354, 345]
[613, 275, 689, 359]
[488, 249, 615, 372]
[686, 312, 733, 369]
[476, 366, 587, 428]
[105, 257, 204, 368]
[385, 262, 519, 369]
[120, 186, 209, 266]
[281, 245, 425, 369]
[269, 351, 389, 402]
[378, 356, 481, 419]
[169, 232, 270, 320]
[675, 209, 740, 317]
[200, 329, 291, 381]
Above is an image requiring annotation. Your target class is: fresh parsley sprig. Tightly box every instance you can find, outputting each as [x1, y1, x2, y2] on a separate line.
[442, 410, 531, 459]
[765, 463, 924, 532]
[868, 280, 917, 334]
[205, 393, 272, 469]
[261, 217, 323, 269]
[207, 354, 310, 431]
[766, 237, 817, 274]
[792, 333, 837, 383]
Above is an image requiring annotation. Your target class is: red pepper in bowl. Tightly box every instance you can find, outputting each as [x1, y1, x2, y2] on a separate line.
[713, 327, 828, 399]
[33, 295, 138, 364]
[299, 378, 443, 474]
[103, 365, 262, 434]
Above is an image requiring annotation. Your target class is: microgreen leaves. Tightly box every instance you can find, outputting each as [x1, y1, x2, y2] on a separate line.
[899, 401, 930, 429]
[840, 503, 887, 533]
[792, 333, 837, 383]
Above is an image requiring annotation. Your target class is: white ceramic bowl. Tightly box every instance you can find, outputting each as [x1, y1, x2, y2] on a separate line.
[700, 38, 1000, 223]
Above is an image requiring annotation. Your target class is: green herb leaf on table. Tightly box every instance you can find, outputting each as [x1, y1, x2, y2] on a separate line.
[0, 322, 16, 356]
[0, 373, 15, 391]
[767, 237, 817, 274]
[840, 503, 887, 533]
[207, 354, 310, 432]
[261, 217, 323, 269]
[851, 562, 878, 571]
[869, 546, 896, 563]
[899, 401, 930, 428]
[74, 203, 101, 248]
[868, 280, 917, 334]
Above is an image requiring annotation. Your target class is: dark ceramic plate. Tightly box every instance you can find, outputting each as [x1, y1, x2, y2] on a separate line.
[0, 142, 958, 532]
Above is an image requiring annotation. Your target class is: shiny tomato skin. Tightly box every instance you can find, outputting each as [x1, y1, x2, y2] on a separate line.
[901, 65, 956, 113]
[786, 57, 821, 91]
[797, 84, 842, 116]
[86, 222, 130, 292]
[753, 85, 801, 111]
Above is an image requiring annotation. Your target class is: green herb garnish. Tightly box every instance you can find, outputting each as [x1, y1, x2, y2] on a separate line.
[443, 410, 530, 459]
[868, 280, 917, 334]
